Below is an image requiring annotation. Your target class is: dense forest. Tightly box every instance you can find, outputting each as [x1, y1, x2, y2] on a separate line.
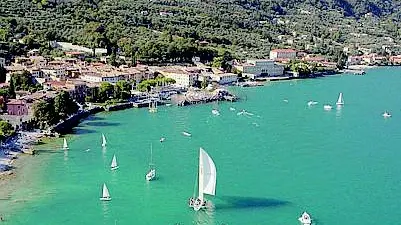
[0, 0, 401, 62]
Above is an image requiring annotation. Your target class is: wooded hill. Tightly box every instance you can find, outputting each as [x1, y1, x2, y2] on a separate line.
[1, 0, 401, 62]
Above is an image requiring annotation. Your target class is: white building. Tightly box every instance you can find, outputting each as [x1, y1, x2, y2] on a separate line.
[269, 49, 297, 60]
[80, 72, 125, 83]
[42, 67, 67, 81]
[236, 60, 284, 78]
[210, 73, 238, 84]
[158, 68, 199, 87]
[0, 57, 5, 67]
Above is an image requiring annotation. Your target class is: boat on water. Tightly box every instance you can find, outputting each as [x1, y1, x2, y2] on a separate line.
[165, 103, 172, 107]
[149, 99, 158, 113]
[63, 138, 69, 150]
[188, 147, 217, 211]
[160, 137, 165, 142]
[100, 183, 111, 201]
[307, 101, 318, 106]
[182, 131, 192, 137]
[145, 144, 156, 181]
[383, 111, 392, 118]
[110, 154, 119, 170]
[323, 105, 333, 110]
[336, 92, 344, 106]
[298, 211, 312, 225]
[101, 133, 107, 147]
[211, 109, 220, 116]
[229, 107, 236, 111]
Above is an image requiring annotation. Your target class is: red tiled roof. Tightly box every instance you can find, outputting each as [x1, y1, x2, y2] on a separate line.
[44, 81, 66, 87]
[271, 49, 297, 53]
[7, 99, 26, 105]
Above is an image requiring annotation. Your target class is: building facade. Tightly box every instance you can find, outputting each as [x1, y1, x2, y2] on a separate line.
[236, 60, 284, 78]
[7, 99, 30, 116]
[159, 68, 198, 87]
[269, 49, 297, 60]
[210, 73, 238, 84]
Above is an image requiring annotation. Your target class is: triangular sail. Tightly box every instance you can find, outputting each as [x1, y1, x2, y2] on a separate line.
[111, 155, 117, 168]
[198, 148, 217, 201]
[102, 184, 110, 198]
[102, 134, 107, 147]
[63, 138, 68, 149]
[337, 93, 344, 104]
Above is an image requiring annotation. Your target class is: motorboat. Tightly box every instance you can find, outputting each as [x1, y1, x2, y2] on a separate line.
[323, 105, 333, 110]
[298, 211, 312, 225]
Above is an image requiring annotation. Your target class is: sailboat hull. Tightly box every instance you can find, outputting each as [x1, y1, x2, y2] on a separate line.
[100, 197, 111, 201]
[111, 166, 119, 171]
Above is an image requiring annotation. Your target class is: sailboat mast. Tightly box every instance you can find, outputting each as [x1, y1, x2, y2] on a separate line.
[198, 148, 204, 202]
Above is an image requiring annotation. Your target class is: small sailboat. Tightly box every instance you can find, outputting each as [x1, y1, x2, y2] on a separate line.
[182, 131, 192, 137]
[211, 109, 220, 116]
[102, 133, 107, 147]
[188, 148, 217, 211]
[323, 105, 333, 110]
[160, 137, 165, 142]
[283, 99, 289, 103]
[229, 107, 236, 111]
[100, 183, 111, 201]
[298, 211, 312, 225]
[145, 144, 156, 181]
[110, 154, 119, 170]
[383, 111, 392, 118]
[63, 138, 69, 150]
[336, 92, 344, 106]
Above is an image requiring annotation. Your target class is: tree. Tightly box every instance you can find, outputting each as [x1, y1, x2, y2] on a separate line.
[0, 120, 14, 140]
[32, 99, 57, 129]
[114, 80, 130, 100]
[98, 82, 114, 102]
[54, 91, 78, 119]
[0, 66, 6, 83]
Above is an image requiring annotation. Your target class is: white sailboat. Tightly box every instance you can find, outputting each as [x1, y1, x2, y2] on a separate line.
[63, 138, 69, 150]
[383, 111, 392, 118]
[188, 147, 217, 211]
[298, 211, 312, 225]
[110, 154, 119, 170]
[100, 183, 111, 201]
[102, 133, 107, 147]
[182, 131, 192, 137]
[336, 92, 344, 106]
[145, 144, 156, 181]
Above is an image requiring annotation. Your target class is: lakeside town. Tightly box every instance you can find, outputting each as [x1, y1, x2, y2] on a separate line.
[0, 41, 401, 175]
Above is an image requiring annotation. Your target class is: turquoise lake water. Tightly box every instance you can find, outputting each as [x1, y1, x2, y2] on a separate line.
[1, 67, 401, 225]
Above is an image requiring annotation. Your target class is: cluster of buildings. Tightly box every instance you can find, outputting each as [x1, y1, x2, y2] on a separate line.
[0, 47, 340, 123]
[347, 53, 401, 65]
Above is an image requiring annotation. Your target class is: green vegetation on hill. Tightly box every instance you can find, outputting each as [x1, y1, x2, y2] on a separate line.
[1, 0, 401, 61]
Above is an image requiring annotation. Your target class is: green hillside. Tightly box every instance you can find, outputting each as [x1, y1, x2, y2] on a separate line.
[1, 0, 401, 62]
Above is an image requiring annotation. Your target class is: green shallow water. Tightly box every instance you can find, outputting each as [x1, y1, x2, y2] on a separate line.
[1, 67, 401, 225]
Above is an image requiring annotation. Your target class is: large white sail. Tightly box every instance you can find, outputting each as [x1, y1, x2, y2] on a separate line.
[336, 92, 344, 105]
[102, 183, 110, 198]
[198, 148, 217, 201]
[102, 134, 107, 147]
[63, 138, 68, 149]
[111, 154, 118, 169]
